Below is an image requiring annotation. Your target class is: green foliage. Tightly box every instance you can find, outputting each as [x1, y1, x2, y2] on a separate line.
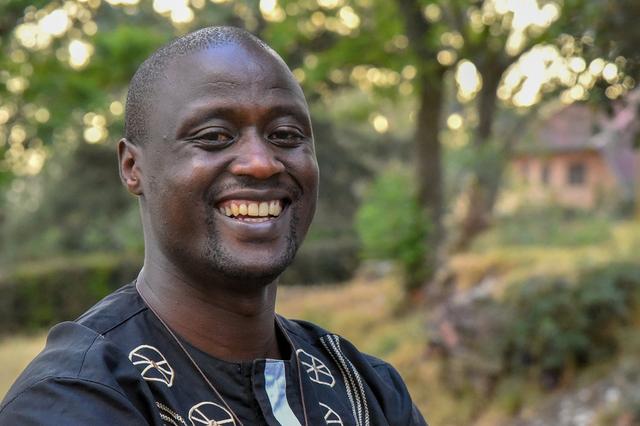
[478, 204, 612, 248]
[355, 167, 430, 291]
[1, 0, 636, 304]
[0, 253, 141, 335]
[574, 0, 640, 81]
[436, 261, 640, 394]
[502, 262, 640, 384]
[2, 141, 142, 261]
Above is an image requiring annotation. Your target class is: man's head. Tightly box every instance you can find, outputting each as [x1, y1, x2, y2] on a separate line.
[118, 27, 319, 288]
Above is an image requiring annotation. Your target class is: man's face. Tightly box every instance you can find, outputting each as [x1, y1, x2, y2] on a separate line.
[138, 43, 318, 285]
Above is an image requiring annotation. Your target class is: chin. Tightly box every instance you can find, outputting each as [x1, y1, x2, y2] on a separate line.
[203, 241, 298, 287]
[224, 266, 282, 286]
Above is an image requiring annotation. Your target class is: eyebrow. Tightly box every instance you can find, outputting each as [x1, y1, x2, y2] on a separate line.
[176, 102, 311, 138]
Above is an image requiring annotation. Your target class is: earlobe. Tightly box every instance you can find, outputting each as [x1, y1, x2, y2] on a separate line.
[118, 138, 143, 196]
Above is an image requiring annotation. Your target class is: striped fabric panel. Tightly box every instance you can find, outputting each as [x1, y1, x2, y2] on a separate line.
[264, 360, 303, 426]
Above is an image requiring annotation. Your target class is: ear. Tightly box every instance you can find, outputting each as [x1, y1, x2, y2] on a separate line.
[118, 138, 143, 196]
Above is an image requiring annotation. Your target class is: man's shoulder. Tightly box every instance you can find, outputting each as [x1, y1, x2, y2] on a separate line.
[75, 281, 147, 334]
[1, 323, 123, 410]
[0, 318, 153, 424]
[1, 283, 149, 410]
[278, 315, 333, 341]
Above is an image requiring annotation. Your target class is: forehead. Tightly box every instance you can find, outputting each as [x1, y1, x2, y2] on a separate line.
[153, 43, 309, 123]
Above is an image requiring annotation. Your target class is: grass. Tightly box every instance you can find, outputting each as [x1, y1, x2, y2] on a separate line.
[453, 220, 640, 297]
[0, 333, 46, 398]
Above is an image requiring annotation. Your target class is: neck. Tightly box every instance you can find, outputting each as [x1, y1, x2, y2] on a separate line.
[136, 258, 282, 362]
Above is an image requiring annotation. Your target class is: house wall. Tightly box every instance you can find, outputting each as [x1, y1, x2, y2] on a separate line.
[511, 151, 617, 209]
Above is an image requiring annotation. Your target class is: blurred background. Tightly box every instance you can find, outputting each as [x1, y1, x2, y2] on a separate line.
[1, 0, 640, 424]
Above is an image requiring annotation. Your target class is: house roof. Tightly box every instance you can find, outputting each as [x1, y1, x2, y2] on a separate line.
[513, 91, 640, 197]
[514, 103, 600, 156]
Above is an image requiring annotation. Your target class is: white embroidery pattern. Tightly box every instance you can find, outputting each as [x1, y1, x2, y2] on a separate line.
[156, 401, 187, 426]
[188, 402, 236, 426]
[160, 412, 179, 426]
[320, 403, 344, 425]
[320, 335, 370, 426]
[296, 349, 336, 387]
[129, 345, 175, 387]
[320, 337, 359, 426]
[334, 336, 370, 426]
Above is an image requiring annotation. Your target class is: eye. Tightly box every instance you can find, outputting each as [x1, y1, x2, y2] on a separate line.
[192, 128, 235, 147]
[268, 127, 306, 146]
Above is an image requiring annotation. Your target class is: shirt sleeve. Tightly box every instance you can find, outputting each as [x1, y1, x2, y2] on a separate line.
[0, 377, 152, 426]
[371, 362, 428, 426]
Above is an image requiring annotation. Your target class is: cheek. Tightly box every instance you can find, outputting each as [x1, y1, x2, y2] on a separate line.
[294, 148, 319, 183]
[146, 158, 216, 235]
[295, 154, 319, 225]
[156, 155, 214, 194]
[304, 155, 320, 199]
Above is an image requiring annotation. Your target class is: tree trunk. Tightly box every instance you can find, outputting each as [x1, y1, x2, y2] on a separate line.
[411, 74, 445, 295]
[452, 62, 503, 252]
[452, 106, 535, 253]
[394, 0, 446, 297]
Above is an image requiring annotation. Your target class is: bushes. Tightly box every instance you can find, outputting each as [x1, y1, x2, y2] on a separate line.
[0, 245, 358, 335]
[432, 262, 640, 392]
[355, 168, 430, 292]
[483, 204, 612, 248]
[502, 262, 640, 384]
[0, 253, 141, 335]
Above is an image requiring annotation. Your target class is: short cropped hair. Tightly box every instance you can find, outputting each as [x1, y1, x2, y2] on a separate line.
[124, 26, 274, 145]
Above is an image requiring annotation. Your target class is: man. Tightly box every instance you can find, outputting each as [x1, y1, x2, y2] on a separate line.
[0, 27, 427, 425]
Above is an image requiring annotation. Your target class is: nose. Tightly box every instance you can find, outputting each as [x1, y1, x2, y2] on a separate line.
[229, 132, 285, 179]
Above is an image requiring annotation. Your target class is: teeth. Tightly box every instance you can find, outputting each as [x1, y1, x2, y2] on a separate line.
[218, 200, 284, 219]
[273, 202, 282, 216]
[247, 203, 259, 216]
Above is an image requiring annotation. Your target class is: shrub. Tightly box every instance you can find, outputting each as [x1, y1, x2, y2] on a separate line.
[0, 253, 141, 335]
[432, 262, 640, 391]
[355, 167, 430, 292]
[481, 204, 611, 248]
[502, 262, 640, 385]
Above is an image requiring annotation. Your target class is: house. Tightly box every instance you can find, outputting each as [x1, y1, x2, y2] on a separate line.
[510, 98, 640, 209]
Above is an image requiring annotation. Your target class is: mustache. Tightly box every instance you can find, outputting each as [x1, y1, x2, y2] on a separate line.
[204, 176, 302, 204]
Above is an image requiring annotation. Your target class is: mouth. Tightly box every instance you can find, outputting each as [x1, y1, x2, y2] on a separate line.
[216, 199, 289, 223]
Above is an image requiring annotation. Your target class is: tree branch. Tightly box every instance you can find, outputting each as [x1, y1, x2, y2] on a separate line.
[444, 0, 470, 49]
[395, 0, 433, 60]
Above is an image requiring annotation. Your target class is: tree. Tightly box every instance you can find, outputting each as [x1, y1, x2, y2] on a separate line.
[1, 0, 636, 296]
[260, 0, 628, 287]
[270, 0, 638, 291]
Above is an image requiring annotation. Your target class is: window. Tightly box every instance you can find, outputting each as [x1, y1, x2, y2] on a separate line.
[521, 161, 529, 182]
[541, 163, 550, 185]
[567, 162, 586, 186]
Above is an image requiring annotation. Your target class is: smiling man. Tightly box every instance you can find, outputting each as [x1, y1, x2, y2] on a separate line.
[0, 27, 427, 426]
